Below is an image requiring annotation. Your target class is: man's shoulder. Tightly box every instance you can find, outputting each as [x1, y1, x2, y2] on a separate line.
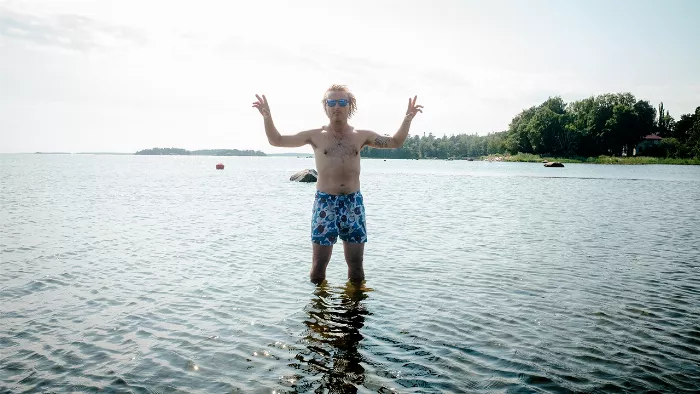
[350, 127, 372, 138]
[300, 128, 324, 139]
[353, 128, 381, 145]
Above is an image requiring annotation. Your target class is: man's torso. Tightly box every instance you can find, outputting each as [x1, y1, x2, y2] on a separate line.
[309, 127, 366, 195]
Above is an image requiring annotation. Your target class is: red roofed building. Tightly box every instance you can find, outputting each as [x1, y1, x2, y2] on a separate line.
[635, 134, 663, 155]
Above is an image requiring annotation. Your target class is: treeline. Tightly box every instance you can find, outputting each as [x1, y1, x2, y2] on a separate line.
[135, 147, 266, 156]
[644, 105, 700, 158]
[361, 93, 700, 160]
[193, 149, 266, 156]
[361, 132, 505, 159]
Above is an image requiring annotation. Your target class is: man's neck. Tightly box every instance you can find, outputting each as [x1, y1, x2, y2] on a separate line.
[328, 120, 349, 134]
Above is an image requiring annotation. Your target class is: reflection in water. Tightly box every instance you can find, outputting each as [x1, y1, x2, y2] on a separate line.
[292, 281, 372, 393]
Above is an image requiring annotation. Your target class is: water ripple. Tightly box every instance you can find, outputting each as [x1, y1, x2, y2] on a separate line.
[1, 155, 699, 392]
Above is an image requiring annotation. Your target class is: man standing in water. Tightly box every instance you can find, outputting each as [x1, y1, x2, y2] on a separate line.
[252, 85, 423, 283]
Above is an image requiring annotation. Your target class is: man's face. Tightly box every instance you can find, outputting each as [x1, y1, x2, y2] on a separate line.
[324, 90, 350, 122]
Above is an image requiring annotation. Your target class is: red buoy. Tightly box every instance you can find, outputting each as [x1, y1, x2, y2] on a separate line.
[215, 163, 224, 170]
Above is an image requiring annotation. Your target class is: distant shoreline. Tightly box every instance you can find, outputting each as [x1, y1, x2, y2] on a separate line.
[20, 151, 699, 165]
[134, 147, 266, 156]
[480, 153, 700, 165]
[26, 150, 312, 157]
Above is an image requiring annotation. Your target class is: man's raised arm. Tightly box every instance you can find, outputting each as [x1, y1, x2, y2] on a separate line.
[253, 94, 318, 148]
[363, 96, 423, 149]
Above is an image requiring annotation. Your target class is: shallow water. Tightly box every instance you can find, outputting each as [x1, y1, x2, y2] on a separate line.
[1, 154, 699, 393]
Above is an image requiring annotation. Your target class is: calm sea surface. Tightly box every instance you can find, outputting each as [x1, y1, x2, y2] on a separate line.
[1, 154, 699, 393]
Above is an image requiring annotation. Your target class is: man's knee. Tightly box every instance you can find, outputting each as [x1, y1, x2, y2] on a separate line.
[312, 251, 331, 266]
[345, 248, 364, 283]
[310, 245, 332, 283]
[346, 255, 363, 266]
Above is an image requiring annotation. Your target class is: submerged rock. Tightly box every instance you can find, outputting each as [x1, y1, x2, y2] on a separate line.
[290, 169, 318, 182]
[544, 161, 565, 167]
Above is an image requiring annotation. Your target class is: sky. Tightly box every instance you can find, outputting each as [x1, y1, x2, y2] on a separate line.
[1, 0, 699, 154]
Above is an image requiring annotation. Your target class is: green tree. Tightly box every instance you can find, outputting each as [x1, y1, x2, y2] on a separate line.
[604, 104, 637, 156]
[566, 97, 598, 156]
[504, 106, 537, 154]
[687, 107, 700, 158]
[527, 106, 562, 154]
[628, 100, 657, 156]
[673, 110, 697, 143]
[657, 102, 674, 136]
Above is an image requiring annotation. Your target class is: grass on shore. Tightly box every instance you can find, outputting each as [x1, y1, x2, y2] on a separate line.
[481, 153, 700, 165]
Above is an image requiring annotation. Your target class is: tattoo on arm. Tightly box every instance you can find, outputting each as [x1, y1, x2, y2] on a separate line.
[374, 136, 391, 148]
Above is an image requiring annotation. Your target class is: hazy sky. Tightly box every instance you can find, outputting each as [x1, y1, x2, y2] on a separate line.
[1, 0, 698, 154]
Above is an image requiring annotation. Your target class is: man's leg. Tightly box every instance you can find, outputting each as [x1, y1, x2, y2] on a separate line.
[340, 191, 367, 284]
[310, 243, 333, 284]
[310, 190, 336, 284]
[343, 241, 365, 283]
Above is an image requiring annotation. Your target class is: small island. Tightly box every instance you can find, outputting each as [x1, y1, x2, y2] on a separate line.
[135, 147, 266, 156]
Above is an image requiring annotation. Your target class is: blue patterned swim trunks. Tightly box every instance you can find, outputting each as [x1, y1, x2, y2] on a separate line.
[311, 190, 367, 245]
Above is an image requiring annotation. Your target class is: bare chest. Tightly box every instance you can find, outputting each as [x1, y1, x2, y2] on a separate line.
[316, 135, 361, 159]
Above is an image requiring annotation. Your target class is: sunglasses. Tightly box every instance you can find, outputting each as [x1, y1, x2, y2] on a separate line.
[326, 99, 349, 107]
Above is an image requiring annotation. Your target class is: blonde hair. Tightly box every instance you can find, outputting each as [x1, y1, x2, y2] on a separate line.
[322, 84, 357, 118]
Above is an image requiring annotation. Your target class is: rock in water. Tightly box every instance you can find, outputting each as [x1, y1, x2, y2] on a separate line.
[290, 169, 318, 182]
[544, 161, 565, 167]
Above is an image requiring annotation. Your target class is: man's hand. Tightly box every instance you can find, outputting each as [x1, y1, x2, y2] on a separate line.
[405, 95, 423, 121]
[252, 94, 271, 118]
